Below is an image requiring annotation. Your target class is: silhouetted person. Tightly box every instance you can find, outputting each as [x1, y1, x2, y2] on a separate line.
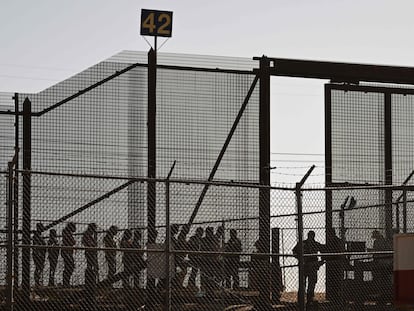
[175, 224, 190, 287]
[213, 226, 225, 286]
[155, 224, 180, 290]
[325, 227, 345, 302]
[33, 223, 46, 286]
[120, 229, 133, 288]
[146, 230, 160, 291]
[166, 224, 180, 286]
[293, 230, 324, 305]
[103, 225, 118, 281]
[132, 230, 145, 288]
[249, 240, 261, 290]
[47, 229, 60, 286]
[62, 222, 76, 287]
[188, 227, 204, 290]
[224, 229, 242, 289]
[82, 223, 98, 289]
[201, 227, 216, 291]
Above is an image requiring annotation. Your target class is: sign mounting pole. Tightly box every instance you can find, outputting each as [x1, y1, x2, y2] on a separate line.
[140, 8, 173, 244]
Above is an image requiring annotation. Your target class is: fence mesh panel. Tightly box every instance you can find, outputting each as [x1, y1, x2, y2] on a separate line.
[1, 57, 411, 310]
[0, 170, 407, 310]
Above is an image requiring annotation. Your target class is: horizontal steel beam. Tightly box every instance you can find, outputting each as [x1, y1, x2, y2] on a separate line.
[254, 57, 414, 84]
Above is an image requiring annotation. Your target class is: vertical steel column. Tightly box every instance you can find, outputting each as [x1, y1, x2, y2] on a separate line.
[384, 92, 393, 239]
[295, 185, 305, 311]
[296, 166, 315, 310]
[13, 93, 19, 289]
[324, 84, 335, 302]
[22, 98, 31, 301]
[6, 162, 14, 310]
[148, 48, 157, 245]
[324, 85, 333, 229]
[258, 56, 271, 309]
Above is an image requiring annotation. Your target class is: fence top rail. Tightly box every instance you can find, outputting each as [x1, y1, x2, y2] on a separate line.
[303, 183, 414, 192]
[13, 169, 414, 192]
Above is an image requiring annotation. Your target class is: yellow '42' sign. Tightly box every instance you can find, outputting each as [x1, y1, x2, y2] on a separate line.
[140, 9, 173, 37]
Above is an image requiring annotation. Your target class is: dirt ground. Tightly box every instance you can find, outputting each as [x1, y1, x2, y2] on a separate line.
[281, 291, 325, 303]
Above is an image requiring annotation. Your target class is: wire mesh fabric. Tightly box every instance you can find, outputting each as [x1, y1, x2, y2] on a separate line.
[0, 171, 402, 310]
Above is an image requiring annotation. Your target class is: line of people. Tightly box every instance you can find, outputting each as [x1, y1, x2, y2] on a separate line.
[32, 222, 145, 288]
[31, 222, 244, 291]
[175, 225, 242, 291]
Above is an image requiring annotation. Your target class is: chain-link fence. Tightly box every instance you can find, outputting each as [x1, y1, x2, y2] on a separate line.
[1, 52, 409, 310]
[0, 170, 404, 310]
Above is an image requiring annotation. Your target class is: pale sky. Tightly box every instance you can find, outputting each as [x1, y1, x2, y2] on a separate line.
[2, 0, 414, 186]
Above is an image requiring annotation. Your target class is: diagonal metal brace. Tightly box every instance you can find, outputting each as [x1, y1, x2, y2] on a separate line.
[43, 179, 136, 232]
[188, 74, 259, 226]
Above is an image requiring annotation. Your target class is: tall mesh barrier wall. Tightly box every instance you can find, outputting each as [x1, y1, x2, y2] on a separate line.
[0, 52, 267, 309]
[16, 52, 259, 233]
[327, 83, 414, 308]
[4, 53, 412, 309]
[392, 93, 414, 232]
[328, 83, 414, 237]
